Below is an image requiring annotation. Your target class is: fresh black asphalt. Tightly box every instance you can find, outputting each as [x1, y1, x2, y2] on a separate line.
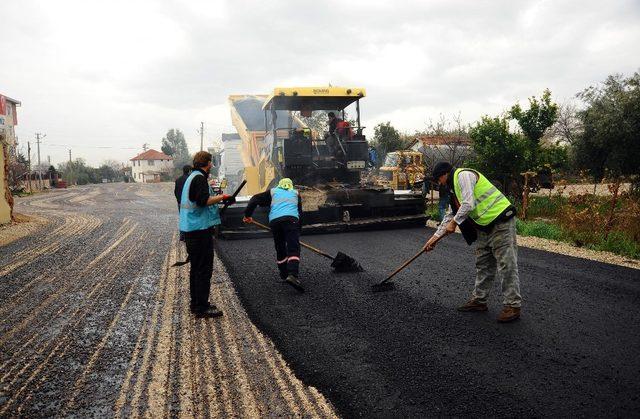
[216, 227, 640, 418]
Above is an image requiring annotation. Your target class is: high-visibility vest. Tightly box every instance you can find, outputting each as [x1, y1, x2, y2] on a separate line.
[269, 187, 299, 222]
[453, 168, 512, 226]
[178, 171, 221, 232]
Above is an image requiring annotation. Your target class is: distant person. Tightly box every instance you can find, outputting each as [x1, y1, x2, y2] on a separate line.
[423, 161, 521, 323]
[368, 146, 378, 168]
[327, 112, 353, 140]
[242, 178, 304, 293]
[174, 165, 192, 211]
[178, 152, 235, 318]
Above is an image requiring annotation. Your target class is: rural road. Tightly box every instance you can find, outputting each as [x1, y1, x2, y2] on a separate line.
[1, 183, 639, 417]
[0, 184, 335, 418]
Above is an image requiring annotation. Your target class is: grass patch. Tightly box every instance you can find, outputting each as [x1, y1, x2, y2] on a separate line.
[526, 196, 568, 218]
[516, 219, 565, 242]
[589, 232, 640, 260]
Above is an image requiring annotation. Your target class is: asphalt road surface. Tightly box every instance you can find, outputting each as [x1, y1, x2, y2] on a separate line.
[2, 183, 639, 417]
[217, 222, 640, 417]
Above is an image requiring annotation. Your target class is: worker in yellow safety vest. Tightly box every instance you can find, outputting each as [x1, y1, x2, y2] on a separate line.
[423, 162, 522, 323]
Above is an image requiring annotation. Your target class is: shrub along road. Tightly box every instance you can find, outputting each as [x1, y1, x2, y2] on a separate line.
[217, 225, 640, 417]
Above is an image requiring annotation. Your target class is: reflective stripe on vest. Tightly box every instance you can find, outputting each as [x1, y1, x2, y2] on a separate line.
[268, 187, 299, 222]
[453, 168, 512, 226]
[178, 171, 221, 232]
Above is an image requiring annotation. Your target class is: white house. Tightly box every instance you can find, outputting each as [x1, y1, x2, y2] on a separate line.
[219, 133, 244, 191]
[130, 149, 173, 183]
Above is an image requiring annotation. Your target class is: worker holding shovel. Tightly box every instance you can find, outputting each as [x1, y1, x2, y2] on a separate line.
[243, 178, 305, 293]
[423, 162, 521, 323]
[179, 151, 236, 318]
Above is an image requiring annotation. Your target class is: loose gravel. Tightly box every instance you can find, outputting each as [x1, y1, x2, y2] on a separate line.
[0, 184, 336, 418]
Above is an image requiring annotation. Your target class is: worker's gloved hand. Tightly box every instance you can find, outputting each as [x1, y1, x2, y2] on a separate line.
[221, 194, 236, 204]
[242, 216, 253, 224]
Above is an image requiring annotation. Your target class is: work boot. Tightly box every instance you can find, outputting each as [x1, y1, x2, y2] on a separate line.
[456, 298, 488, 312]
[497, 306, 521, 323]
[285, 275, 305, 293]
[194, 305, 223, 318]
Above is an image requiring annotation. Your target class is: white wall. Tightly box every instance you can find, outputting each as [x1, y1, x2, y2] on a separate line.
[220, 139, 243, 178]
[131, 158, 173, 182]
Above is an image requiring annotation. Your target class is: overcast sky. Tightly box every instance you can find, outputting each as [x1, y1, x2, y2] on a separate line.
[2, 0, 638, 166]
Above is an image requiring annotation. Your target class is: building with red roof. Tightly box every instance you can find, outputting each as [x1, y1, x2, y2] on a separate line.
[130, 149, 174, 183]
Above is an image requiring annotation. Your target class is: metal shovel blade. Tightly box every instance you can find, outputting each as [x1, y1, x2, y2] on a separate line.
[330, 251, 364, 272]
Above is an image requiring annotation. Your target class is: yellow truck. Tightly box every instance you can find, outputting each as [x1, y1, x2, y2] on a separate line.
[378, 150, 426, 190]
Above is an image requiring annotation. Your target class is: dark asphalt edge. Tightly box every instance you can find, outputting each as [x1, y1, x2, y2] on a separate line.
[215, 240, 355, 418]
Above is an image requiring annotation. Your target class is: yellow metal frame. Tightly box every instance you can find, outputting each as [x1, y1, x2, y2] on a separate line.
[263, 86, 366, 111]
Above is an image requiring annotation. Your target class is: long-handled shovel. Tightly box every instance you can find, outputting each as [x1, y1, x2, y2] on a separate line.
[172, 180, 247, 267]
[371, 235, 445, 292]
[371, 249, 425, 292]
[251, 220, 363, 272]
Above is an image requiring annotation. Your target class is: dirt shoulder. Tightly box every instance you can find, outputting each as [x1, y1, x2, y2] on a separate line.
[0, 212, 48, 247]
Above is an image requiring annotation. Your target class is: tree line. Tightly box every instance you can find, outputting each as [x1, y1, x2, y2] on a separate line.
[369, 70, 640, 195]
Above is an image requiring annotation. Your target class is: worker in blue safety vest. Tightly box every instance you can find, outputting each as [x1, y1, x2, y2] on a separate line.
[178, 151, 235, 318]
[243, 178, 304, 292]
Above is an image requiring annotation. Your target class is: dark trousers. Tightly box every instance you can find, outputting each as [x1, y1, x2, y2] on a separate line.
[271, 217, 301, 278]
[184, 230, 214, 310]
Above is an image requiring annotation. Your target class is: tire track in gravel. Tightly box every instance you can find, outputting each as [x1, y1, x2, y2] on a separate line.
[113, 235, 337, 418]
[0, 212, 102, 277]
[0, 222, 142, 380]
[0, 220, 135, 351]
[0, 236, 146, 416]
[3, 183, 338, 417]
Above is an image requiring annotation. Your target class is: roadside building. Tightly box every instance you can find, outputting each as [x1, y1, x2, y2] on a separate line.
[129, 149, 173, 183]
[219, 133, 244, 192]
[0, 94, 21, 224]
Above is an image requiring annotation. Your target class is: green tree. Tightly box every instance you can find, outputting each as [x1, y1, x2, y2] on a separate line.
[573, 72, 640, 187]
[468, 116, 530, 195]
[509, 89, 559, 146]
[371, 122, 405, 164]
[161, 129, 190, 167]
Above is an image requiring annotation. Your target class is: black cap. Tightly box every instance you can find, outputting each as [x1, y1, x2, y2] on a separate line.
[431, 161, 453, 180]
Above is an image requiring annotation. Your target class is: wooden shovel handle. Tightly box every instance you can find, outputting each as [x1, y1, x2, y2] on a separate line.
[251, 220, 334, 260]
[382, 248, 425, 283]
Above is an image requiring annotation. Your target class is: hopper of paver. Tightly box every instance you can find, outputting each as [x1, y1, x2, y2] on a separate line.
[219, 87, 426, 239]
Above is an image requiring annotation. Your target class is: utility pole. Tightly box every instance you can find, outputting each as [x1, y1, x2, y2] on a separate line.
[68, 149, 72, 185]
[198, 122, 204, 151]
[142, 143, 149, 151]
[27, 141, 32, 193]
[35, 132, 46, 190]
